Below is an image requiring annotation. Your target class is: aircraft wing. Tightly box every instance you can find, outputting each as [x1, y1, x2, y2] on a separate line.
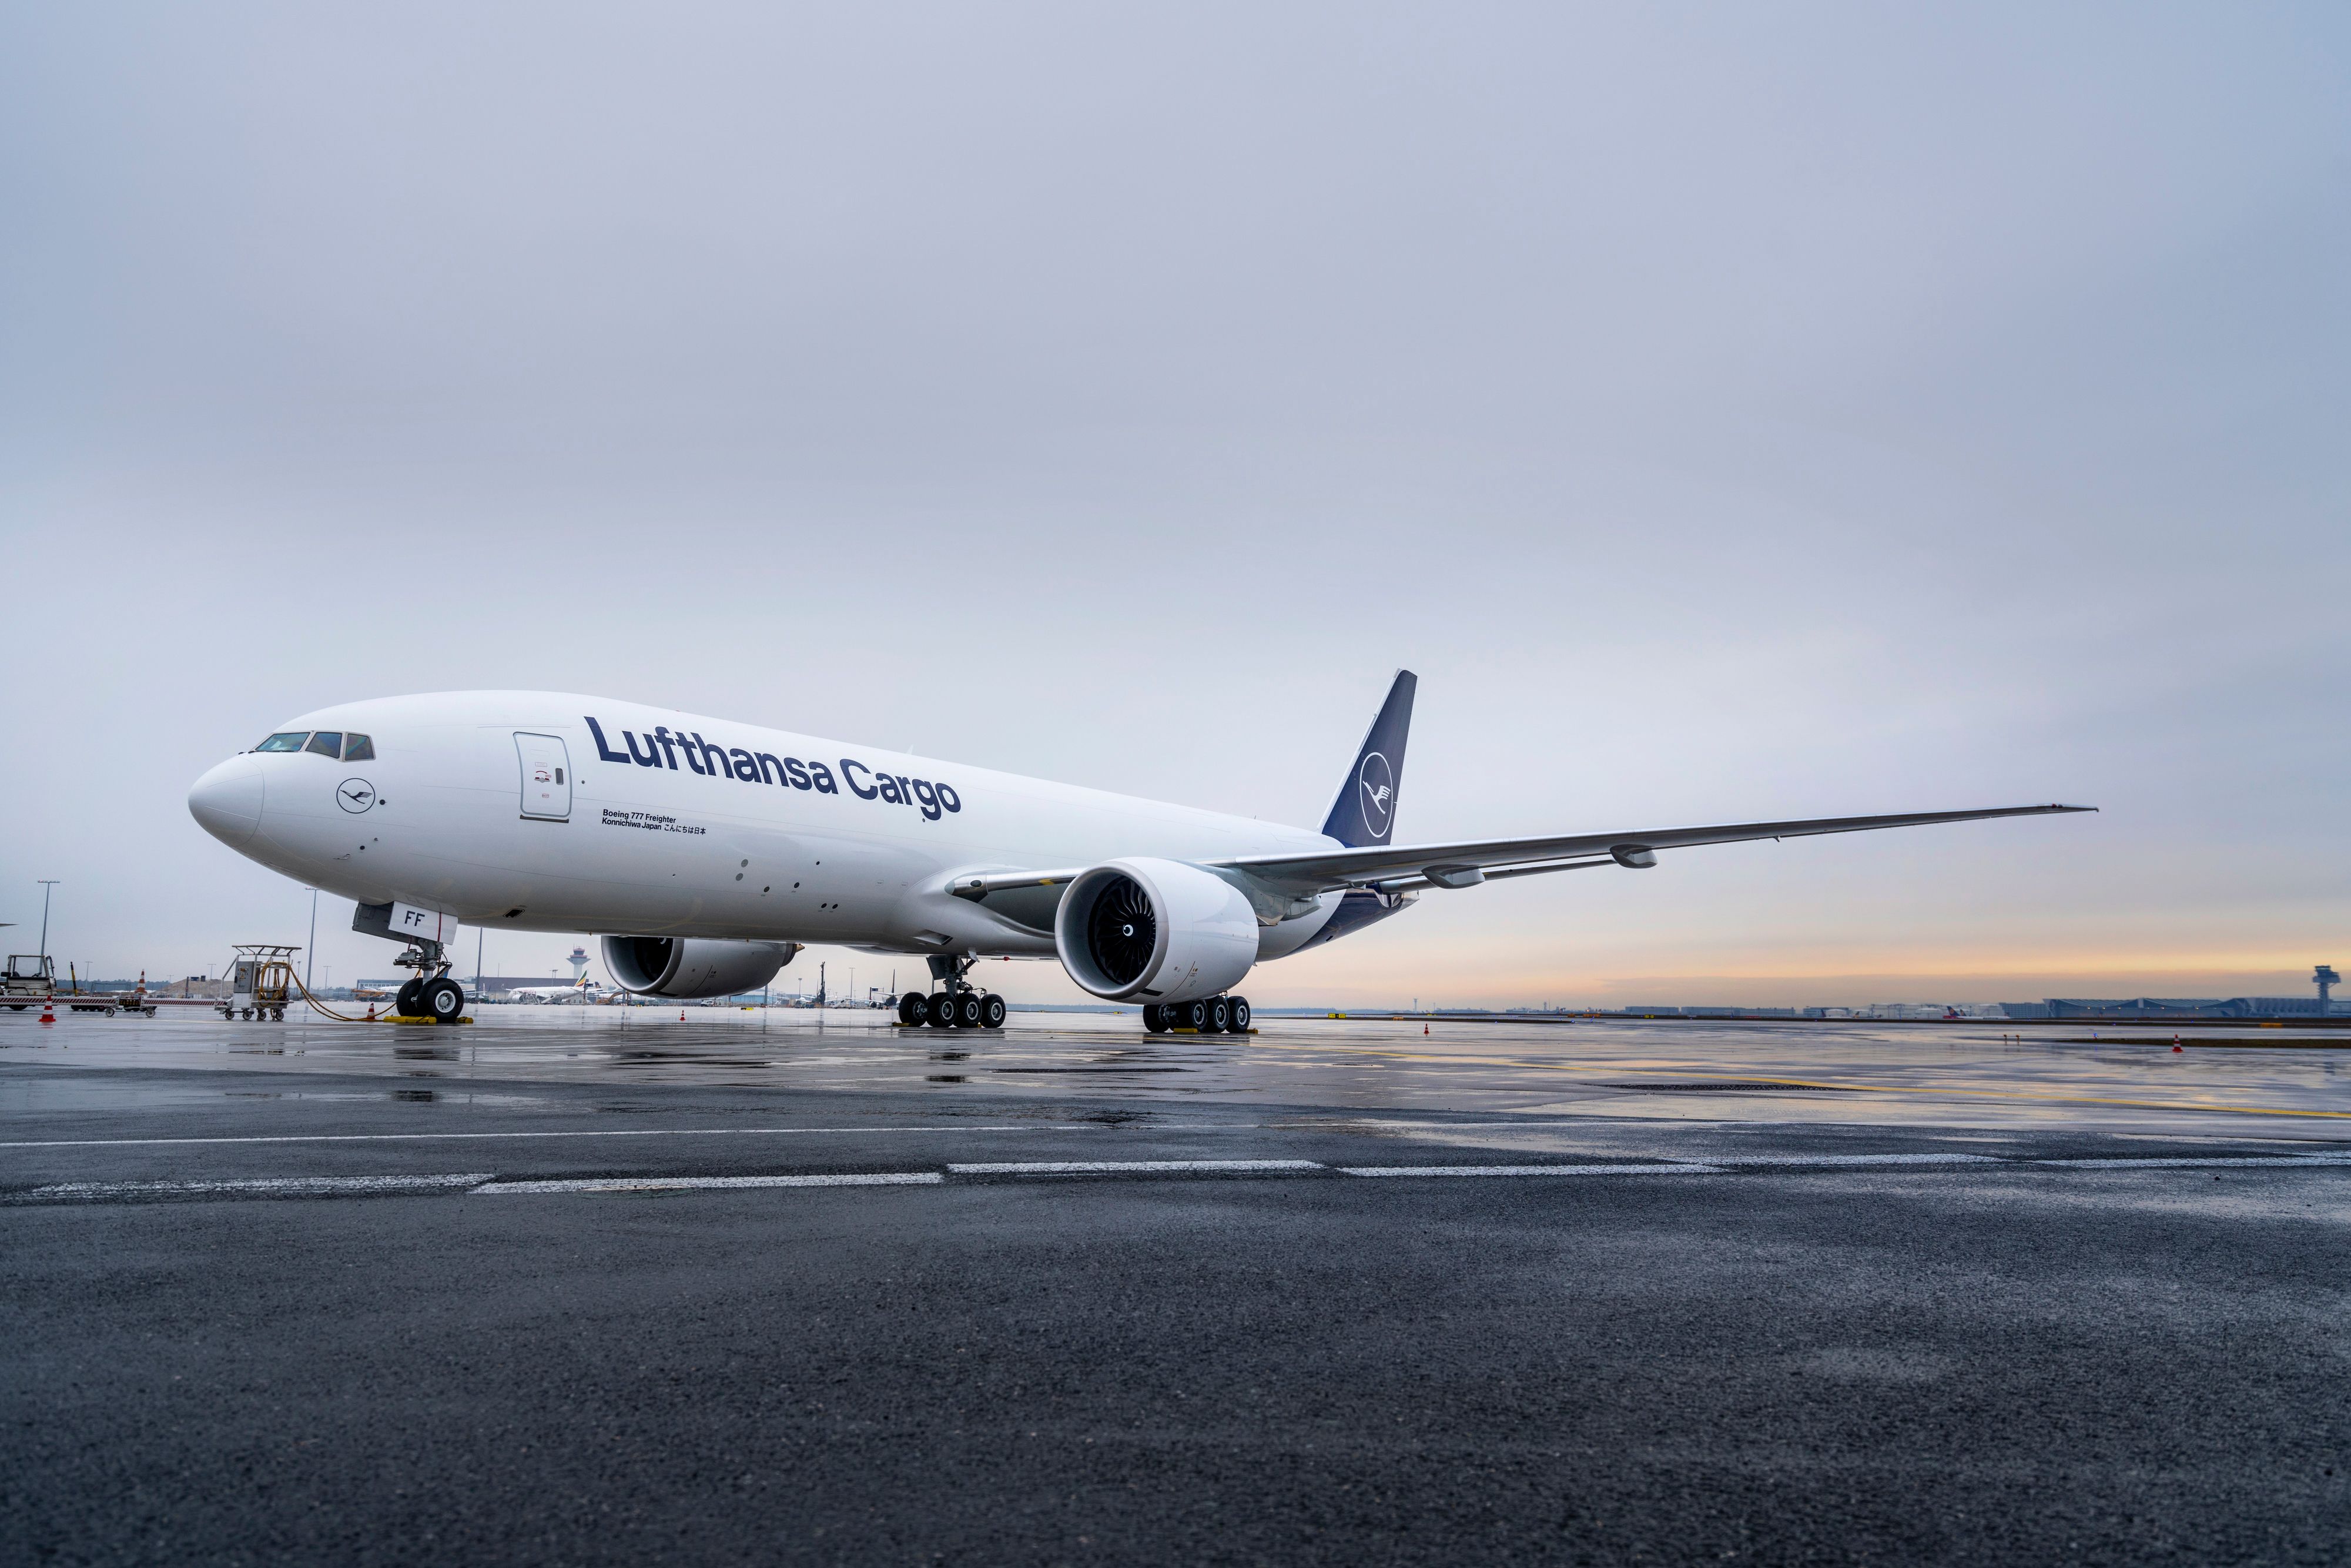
[944, 803, 2093, 903]
[1215, 803, 2096, 892]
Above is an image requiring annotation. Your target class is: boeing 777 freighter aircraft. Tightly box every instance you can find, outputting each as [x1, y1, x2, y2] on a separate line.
[186, 673, 2089, 1027]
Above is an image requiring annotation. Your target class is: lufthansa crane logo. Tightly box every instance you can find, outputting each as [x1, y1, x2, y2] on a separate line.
[336, 778, 377, 814]
[1358, 752, 1395, 839]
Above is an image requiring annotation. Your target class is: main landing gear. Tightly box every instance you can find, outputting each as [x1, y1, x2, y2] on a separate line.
[894, 954, 1006, 1030]
[896, 989, 1008, 1029]
[1142, 996, 1251, 1034]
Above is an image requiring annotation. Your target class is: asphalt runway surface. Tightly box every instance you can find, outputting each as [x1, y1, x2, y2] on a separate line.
[5, 1009, 2348, 1565]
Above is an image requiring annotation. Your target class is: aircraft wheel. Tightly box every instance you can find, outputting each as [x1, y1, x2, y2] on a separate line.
[424, 978, 465, 1024]
[1141, 1003, 1169, 1033]
[1177, 999, 1209, 1031]
[896, 991, 926, 1026]
[396, 979, 423, 1017]
[980, 993, 1007, 1029]
[1205, 996, 1231, 1033]
[952, 991, 984, 1028]
[1227, 996, 1251, 1032]
[925, 991, 956, 1028]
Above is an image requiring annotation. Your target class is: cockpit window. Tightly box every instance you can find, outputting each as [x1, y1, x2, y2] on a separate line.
[342, 733, 374, 761]
[255, 732, 309, 753]
[306, 732, 343, 758]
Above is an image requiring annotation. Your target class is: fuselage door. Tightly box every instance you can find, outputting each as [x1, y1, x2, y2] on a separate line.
[516, 732, 572, 821]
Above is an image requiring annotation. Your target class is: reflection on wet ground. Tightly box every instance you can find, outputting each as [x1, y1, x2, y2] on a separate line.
[2, 1007, 2346, 1137]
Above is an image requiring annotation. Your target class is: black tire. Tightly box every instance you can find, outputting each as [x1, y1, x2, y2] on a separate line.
[1179, 999, 1210, 1031]
[980, 993, 1007, 1029]
[1227, 996, 1252, 1032]
[395, 979, 423, 1017]
[953, 991, 984, 1028]
[925, 991, 957, 1028]
[1141, 1003, 1168, 1033]
[896, 991, 926, 1026]
[423, 978, 465, 1024]
[1205, 996, 1231, 1033]
[7, 1004, 24, 1012]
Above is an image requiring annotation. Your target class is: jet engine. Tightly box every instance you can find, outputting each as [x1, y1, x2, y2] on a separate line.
[1053, 857, 1257, 1005]
[601, 936, 802, 1000]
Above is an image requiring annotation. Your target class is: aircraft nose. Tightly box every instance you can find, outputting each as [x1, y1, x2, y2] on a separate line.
[188, 756, 266, 847]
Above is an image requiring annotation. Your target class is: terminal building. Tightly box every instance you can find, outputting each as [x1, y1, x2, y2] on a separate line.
[2000, 966, 2343, 1020]
[1605, 967, 2345, 1023]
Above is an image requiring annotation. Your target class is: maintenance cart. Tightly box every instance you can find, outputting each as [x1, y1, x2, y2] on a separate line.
[221, 945, 300, 1021]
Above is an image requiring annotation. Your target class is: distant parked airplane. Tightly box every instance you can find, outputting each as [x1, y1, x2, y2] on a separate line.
[508, 976, 606, 1005]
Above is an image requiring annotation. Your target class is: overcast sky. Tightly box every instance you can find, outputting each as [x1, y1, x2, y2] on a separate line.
[2, 3, 2345, 1007]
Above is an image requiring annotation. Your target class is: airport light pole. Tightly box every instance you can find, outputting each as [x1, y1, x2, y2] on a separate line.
[36, 881, 58, 967]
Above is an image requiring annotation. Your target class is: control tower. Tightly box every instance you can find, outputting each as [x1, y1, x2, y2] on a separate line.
[568, 946, 590, 984]
[2319, 964, 2340, 1011]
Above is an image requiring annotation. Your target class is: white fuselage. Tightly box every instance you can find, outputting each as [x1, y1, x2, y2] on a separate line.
[188, 692, 1347, 961]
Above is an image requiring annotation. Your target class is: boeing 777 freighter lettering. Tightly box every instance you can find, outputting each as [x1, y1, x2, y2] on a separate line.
[186, 673, 2092, 1028]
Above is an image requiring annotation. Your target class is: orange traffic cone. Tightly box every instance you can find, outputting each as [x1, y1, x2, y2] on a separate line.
[1424, 1022, 1429, 1035]
[679, 1010, 686, 1021]
[365, 1004, 377, 1021]
[39, 994, 55, 1024]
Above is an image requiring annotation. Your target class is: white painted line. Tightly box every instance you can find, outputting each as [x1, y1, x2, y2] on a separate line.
[0, 1126, 1060, 1150]
[2030, 1154, 2351, 1170]
[1710, 1153, 2000, 1167]
[1339, 1163, 1724, 1178]
[18, 1174, 495, 1200]
[473, 1172, 944, 1194]
[946, 1160, 1325, 1175]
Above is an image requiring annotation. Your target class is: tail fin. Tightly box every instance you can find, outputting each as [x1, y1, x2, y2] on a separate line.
[1320, 670, 1416, 847]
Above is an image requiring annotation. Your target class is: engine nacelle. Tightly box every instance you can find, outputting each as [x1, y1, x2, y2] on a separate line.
[601, 936, 802, 1000]
[1054, 857, 1258, 1004]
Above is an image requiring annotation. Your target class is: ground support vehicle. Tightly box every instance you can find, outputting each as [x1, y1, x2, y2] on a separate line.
[3, 954, 55, 1011]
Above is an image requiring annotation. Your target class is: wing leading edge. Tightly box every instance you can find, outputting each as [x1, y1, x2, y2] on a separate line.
[1218, 803, 2097, 893]
[945, 803, 2094, 904]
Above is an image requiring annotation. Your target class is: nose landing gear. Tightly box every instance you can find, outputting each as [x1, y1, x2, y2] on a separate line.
[380, 945, 465, 1025]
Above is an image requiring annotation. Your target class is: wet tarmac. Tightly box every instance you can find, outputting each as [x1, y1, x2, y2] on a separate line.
[8, 1006, 2350, 1134]
[5, 1007, 2347, 1564]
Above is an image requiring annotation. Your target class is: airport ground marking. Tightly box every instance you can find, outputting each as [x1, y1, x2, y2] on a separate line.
[14, 1153, 2351, 1205]
[2030, 1153, 2351, 1169]
[1341, 1162, 1723, 1178]
[946, 1159, 1324, 1175]
[473, 1172, 942, 1194]
[0, 1125, 1078, 1150]
[1704, 1152, 1998, 1167]
[1255, 1043, 2351, 1121]
[21, 1174, 495, 1200]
